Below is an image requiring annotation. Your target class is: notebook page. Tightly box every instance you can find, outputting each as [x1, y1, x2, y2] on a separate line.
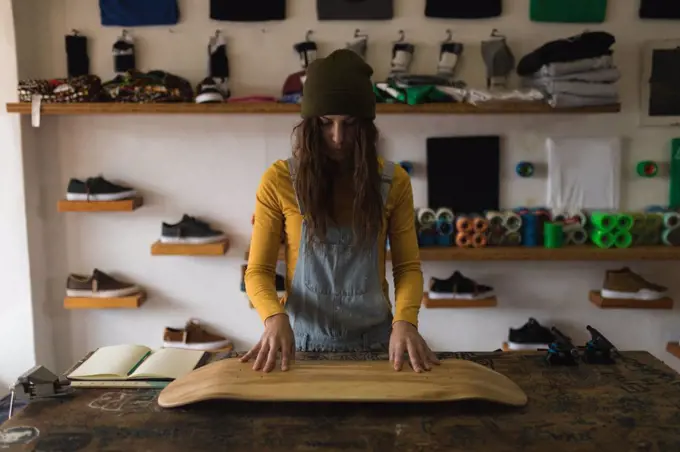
[129, 348, 205, 380]
[68, 344, 151, 380]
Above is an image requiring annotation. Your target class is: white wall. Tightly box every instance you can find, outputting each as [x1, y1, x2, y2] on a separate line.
[8, 0, 680, 374]
[0, 0, 37, 395]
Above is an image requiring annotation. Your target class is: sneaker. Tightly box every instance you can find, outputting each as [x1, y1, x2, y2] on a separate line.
[160, 214, 226, 244]
[428, 271, 494, 300]
[66, 269, 141, 298]
[601, 267, 668, 300]
[66, 176, 137, 201]
[163, 319, 233, 352]
[195, 77, 229, 104]
[507, 318, 555, 351]
[240, 265, 286, 296]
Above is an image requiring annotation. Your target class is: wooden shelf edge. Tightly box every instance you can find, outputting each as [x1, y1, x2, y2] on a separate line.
[666, 342, 680, 359]
[151, 239, 229, 256]
[57, 197, 143, 212]
[422, 294, 497, 308]
[64, 292, 146, 309]
[588, 290, 673, 310]
[245, 245, 680, 262]
[5, 102, 621, 116]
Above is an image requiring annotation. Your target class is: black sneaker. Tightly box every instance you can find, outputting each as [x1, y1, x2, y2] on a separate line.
[240, 265, 286, 295]
[428, 271, 494, 300]
[195, 77, 229, 104]
[507, 318, 555, 351]
[160, 214, 226, 244]
[66, 176, 137, 201]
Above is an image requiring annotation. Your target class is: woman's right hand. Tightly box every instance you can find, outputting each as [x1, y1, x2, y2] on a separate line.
[240, 313, 295, 372]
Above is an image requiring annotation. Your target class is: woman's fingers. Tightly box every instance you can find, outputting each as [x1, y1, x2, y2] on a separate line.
[417, 342, 432, 371]
[280, 341, 293, 371]
[253, 342, 270, 371]
[427, 347, 441, 365]
[393, 342, 405, 371]
[240, 342, 260, 363]
[407, 340, 424, 373]
[264, 340, 279, 373]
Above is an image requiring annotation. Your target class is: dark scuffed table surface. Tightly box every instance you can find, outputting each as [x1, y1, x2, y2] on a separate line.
[2, 350, 680, 452]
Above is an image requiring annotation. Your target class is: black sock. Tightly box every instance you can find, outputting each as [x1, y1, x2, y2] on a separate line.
[113, 32, 136, 75]
[437, 42, 463, 77]
[390, 42, 415, 76]
[208, 32, 230, 97]
[65, 32, 89, 78]
[293, 40, 317, 69]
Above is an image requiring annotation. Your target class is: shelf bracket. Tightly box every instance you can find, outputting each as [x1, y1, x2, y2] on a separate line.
[31, 95, 42, 128]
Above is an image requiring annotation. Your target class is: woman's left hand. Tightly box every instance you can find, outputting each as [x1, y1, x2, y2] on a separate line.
[389, 321, 440, 372]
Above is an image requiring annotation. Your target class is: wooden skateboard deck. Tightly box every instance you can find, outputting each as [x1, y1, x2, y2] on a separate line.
[158, 357, 528, 408]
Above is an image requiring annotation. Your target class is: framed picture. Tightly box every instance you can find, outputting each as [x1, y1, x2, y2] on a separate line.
[640, 39, 680, 126]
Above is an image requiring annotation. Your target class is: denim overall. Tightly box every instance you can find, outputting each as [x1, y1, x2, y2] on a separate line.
[286, 158, 396, 352]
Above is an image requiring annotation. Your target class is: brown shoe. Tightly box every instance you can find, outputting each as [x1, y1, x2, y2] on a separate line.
[601, 267, 667, 300]
[163, 319, 233, 352]
[66, 269, 141, 298]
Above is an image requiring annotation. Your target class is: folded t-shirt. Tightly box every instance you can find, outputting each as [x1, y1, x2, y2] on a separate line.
[210, 0, 286, 21]
[530, 0, 607, 23]
[317, 0, 393, 20]
[425, 0, 502, 19]
[99, 0, 179, 26]
[639, 0, 680, 19]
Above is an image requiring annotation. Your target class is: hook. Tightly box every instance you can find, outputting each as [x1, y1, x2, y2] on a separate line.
[305, 30, 313, 42]
[490, 28, 505, 38]
[397, 30, 405, 42]
[354, 28, 368, 39]
[214, 29, 221, 38]
[121, 29, 131, 40]
[71, 29, 80, 36]
[444, 29, 452, 43]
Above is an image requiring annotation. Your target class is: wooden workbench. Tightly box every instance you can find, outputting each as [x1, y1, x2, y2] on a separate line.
[1, 350, 680, 451]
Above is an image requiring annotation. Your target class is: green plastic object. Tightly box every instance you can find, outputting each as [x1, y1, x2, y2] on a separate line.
[614, 230, 633, 248]
[615, 214, 634, 231]
[671, 138, 680, 209]
[636, 161, 658, 178]
[543, 222, 563, 248]
[590, 212, 616, 232]
[591, 230, 614, 249]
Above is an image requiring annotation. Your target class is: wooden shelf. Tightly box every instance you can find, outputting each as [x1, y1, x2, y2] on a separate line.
[58, 197, 142, 212]
[245, 245, 680, 262]
[588, 291, 673, 310]
[422, 294, 497, 308]
[5, 102, 621, 116]
[151, 239, 229, 256]
[64, 292, 146, 309]
[667, 342, 680, 359]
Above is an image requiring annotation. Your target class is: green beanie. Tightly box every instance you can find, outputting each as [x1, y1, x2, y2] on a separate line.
[301, 49, 376, 119]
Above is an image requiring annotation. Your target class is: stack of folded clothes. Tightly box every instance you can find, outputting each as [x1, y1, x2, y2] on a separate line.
[517, 31, 619, 108]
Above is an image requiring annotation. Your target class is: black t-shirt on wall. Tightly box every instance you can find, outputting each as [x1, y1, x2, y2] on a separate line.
[210, 0, 286, 21]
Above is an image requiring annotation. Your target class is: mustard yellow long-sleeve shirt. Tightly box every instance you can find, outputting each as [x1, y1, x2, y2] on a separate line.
[245, 158, 423, 327]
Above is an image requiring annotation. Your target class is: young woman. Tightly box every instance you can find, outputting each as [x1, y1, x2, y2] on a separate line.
[243, 49, 439, 373]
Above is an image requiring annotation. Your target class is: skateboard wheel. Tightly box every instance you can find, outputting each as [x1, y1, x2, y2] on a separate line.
[516, 161, 534, 178]
[636, 160, 658, 178]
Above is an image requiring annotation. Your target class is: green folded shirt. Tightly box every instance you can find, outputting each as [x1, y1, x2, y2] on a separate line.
[530, 0, 607, 23]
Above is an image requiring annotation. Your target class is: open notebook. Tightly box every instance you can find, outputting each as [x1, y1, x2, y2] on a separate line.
[67, 344, 205, 381]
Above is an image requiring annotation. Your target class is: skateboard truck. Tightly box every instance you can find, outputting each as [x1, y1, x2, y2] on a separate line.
[582, 325, 619, 365]
[545, 327, 579, 366]
[7, 365, 74, 419]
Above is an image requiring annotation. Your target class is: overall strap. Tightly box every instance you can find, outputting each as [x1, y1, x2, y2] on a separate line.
[380, 161, 396, 206]
[287, 157, 305, 215]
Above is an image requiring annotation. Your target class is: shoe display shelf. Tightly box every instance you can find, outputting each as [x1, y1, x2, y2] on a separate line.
[245, 245, 680, 262]
[667, 342, 680, 360]
[6, 102, 621, 116]
[422, 293, 497, 308]
[151, 239, 230, 256]
[58, 197, 143, 212]
[64, 292, 146, 309]
[588, 291, 674, 310]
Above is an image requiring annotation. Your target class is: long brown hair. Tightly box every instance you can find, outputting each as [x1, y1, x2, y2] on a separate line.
[292, 117, 383, 247]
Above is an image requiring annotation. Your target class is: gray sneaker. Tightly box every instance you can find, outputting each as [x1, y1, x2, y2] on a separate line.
[66, 269, 140, 298]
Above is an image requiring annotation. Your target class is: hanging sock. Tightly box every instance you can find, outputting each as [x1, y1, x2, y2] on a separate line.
[112, 30, 135, 75]
[389, 42, 415, 78]
[65, 30, 89, 78]
[293, 40, 318, 70]
[481, 31, 515, 89]
[197, 32, 230, 103]
[437, 42, 463, 79]
[346, 36, 368, 60]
